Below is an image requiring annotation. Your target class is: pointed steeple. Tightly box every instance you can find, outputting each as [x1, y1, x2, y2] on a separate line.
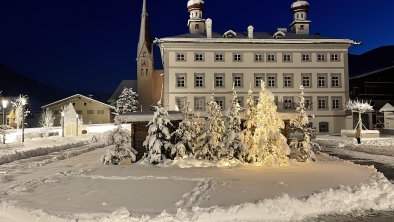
[137, 0, 152, 58]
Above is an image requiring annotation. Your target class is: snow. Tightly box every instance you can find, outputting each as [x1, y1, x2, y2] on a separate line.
[0, 132, 394, 221]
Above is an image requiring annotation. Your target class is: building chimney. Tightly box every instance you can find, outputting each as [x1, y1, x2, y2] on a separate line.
[205, 18, 212, 38]
[277, 28, 287, 33]
[248, 25, 254, 39]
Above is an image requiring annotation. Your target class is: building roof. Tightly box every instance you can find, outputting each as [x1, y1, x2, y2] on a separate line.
[379, 103, 394, 112]
[349, 65, 394, 80]
[108, 80, 138, 103]
[42, 94, 114, 109]
[156, 32, 356, 44]
[115, 111, 183, 123]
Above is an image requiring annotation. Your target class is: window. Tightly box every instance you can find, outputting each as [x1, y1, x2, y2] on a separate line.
[331, 53, 340, 61]
[317, 53, 326, 62]
[301, 73, 311, 87]
[254, 73, 265, 87]
[72, 103, 76, 106]
[331, 74, 341, 87]
[332, 97, 342, 110]
[215, 53, 224, 61]
[319, 122, 329, 133]
[304, 96, 313, 110]
[175, 97, 187, 110]
[195, 53, 204, 61]
[214, 73, 225, 88]
[267, 53, 276, 62]
[283, 53, 292, 62]
[317, 96, 328, 110]
[233, 73, 243, 88]
[237, 96, 244, 108]
[194, 97, 205, 111]
[283, 74, 293, 88]
[301, 53, 311, 62]
[255, 53, 264, 62]
[83, 103, 87, 107]
[97, 110, 104, 114]
[194, 73, 205, 87]
[317, 74, 327, 88]
[283, 97, 294, 110]
[176, 73, 186, 87]
[267, 73, 277, 87]
[87, 110, 94, 115]
[215, 97, 226, 110]
[233, 53, 242, 61]
[176, 53, 186, 61]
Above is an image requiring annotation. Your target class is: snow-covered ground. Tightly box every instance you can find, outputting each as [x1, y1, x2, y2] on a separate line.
[0, 141, 393, 222]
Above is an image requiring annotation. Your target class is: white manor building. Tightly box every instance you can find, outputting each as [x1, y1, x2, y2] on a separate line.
[141, 0, 357, 134]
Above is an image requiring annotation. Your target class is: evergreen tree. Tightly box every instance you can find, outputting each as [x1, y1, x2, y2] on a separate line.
[102, 126, 137, 165]
[194, 90, 225, 160]
[172, 99, 195, 158]
[242, 87, 257, 162]
[290, 86, 316, 162]
[143, 101, 173, 164]
[114, 87, 139, 115]
[250, 81, 290, 166]
[224, 86, 245, 160]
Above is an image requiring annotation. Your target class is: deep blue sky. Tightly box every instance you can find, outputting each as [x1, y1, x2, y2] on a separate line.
[1, 0, 394, 93]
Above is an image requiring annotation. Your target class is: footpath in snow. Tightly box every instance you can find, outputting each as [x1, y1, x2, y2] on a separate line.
[0, 145, 393, 222]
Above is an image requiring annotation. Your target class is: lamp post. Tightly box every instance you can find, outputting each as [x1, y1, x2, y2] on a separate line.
[21, 98, 27, 143]
[61, 111, 65, 137]
[2, 99, 8, 126]
[76, 114, 79, 136]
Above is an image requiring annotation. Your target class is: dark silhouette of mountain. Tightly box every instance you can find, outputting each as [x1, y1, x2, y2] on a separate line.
[0, 65, 73, 110]
[350, 45, 394, 77]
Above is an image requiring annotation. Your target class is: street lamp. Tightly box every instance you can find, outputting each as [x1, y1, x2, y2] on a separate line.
[1, 99, 8, 126]
[21, 98, 27, 143]
[61, 111, 65, 137]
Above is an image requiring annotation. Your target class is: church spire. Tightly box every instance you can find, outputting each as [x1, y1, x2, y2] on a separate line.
[137, 0, 152, 58]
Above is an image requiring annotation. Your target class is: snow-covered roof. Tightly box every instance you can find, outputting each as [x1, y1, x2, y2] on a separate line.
[187, 0, 204, 7]
[115, 111, 183, 123]
[155, 32, 356, 45]
[379, 103, 394, 112]
[108, 80, 138, 102]
[291, 1, 309, 10]
[349, 65, 394, 80]
[42, 94, 114, 109]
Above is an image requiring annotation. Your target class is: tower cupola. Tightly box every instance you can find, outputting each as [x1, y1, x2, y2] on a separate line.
[290, 0, 311, 35]
[187, 0, 206, 34]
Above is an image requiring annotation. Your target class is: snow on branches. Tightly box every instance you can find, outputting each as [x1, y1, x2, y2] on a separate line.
[39, 109, 55, 137]
[102, 126, 137, 165]
[172, 99, 195, 158]
[11, 95, 30, 129]
[143, 101, 174, 164]
[345, 99, 374, 130]
[250, 81, 290, 166]
[115, 87, 140, 115]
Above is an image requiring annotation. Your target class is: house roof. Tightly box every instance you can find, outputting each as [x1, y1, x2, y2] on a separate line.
[349, 65, 394, 80]
[379, 103, 394, 112]
[108, 80, 138, 103]
[115, 111, 183, 123]
[155, 32, 357, 45]
[42, 94, 114, 109]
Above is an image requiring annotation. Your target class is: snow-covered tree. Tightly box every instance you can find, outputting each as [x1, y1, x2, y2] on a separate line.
[242, 87, 257, 162]
[102, 126, 137, 165]
[114, 87, 139, 115]
[290, 86, 316, 162]
[143, 101, 173, 164]
[224, 86, 245, 160]
[11, 95, 30, 129]
[194, 90, 225, 161]
[172, 99, 195, 158]
[345, 99, 374, 131]
[249, 82, 290, 166]
[39, 109, 55, 136]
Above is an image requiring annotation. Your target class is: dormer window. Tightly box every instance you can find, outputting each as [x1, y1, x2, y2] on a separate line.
[223, 30, 237, 38]
[273, 31, 286, 39]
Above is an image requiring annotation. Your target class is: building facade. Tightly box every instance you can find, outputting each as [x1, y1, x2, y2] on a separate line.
[42, 94, 114, 126]
[154, 0, 356, 134]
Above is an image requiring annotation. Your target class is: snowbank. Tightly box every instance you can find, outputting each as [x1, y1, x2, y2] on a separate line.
[154, 157, 243, 168]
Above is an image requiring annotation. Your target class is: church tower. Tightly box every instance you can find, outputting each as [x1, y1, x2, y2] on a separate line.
[137, 0, 154, 110]
[187, 0, 206, 34]
[290, 0, 311, 35]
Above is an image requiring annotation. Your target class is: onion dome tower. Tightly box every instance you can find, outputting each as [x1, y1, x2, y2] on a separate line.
[290, 0, 311, 35]
[187, 0, 206, 34]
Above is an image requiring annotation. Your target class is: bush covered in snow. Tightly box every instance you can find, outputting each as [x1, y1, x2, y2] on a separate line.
[102, 126, 137, 165]
[143, 101, 174, 165]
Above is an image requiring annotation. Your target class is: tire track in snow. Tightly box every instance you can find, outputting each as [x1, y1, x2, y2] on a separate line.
[175, 178, 214, 210]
